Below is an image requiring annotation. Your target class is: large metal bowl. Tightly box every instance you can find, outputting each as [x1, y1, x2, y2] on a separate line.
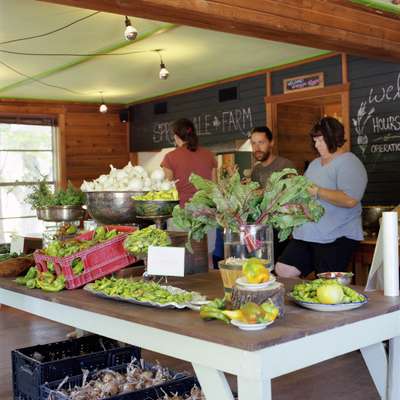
[362, 205, 395, 232]
[85, 191, 147, 225]
[36, 205, 85, 222]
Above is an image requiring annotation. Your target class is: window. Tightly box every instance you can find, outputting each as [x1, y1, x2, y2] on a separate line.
[0, 119, 56, 243]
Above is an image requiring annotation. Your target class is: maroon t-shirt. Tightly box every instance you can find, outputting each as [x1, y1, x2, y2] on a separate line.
[161, 146, 217, 206]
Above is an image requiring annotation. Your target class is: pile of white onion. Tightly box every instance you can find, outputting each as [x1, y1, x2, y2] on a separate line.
[80, 162, 174, 192]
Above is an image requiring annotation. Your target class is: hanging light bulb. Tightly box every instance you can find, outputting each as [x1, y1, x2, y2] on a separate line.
[159, 62, 169, 80]
[99, 91, 108, 113]
[124, 16, 138, 41]
[156, 51, 169, 80]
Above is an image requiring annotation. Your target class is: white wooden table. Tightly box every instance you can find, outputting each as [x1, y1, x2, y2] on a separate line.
[1, 273, 399, 400]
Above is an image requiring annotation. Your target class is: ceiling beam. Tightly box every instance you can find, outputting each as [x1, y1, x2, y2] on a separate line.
[41, 0, 400, 62]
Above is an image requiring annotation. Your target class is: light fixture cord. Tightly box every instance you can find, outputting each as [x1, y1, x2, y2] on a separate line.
[0, 11, 100, 46]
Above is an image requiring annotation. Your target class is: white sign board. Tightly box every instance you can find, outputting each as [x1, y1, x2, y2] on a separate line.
[147, 246, 185, 277]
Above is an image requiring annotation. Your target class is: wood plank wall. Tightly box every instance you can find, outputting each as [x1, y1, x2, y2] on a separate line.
[276, 103, 321, 173]
[0, 99, 129, 188]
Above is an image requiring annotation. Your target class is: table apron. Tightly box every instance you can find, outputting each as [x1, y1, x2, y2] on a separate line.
[2, 288, 400, 382]
[258, 311, 400, 378]
[0, 288, 260, 377]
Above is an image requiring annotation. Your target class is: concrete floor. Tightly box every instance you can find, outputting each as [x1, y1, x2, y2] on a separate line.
[0, 306, 380, 400]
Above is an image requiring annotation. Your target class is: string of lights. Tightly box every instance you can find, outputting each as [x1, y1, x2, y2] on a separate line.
[0, 12, 171, 112]
[0, 48, 164, 57]
[0, 58, 85, 95]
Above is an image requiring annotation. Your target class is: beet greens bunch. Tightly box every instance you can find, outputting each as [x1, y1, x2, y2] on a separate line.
[172, 168, 324, 249]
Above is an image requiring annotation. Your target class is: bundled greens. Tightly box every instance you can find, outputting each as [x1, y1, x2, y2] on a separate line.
[25, 178, 85, 209]
[173, 168, 324, 247]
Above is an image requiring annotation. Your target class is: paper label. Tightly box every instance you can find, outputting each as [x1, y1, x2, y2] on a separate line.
[147, 246, 185, 277]
[10, 235, 25, 255]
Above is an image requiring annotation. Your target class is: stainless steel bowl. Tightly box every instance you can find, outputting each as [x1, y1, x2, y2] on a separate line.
[362, 205, 395, 232]
[36, 205, 85, 222]
[317, 272, 354, 285]
[85, 191, 147, 225]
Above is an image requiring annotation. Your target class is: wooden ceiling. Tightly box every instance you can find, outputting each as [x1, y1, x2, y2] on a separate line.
[42, 0, 400, 62]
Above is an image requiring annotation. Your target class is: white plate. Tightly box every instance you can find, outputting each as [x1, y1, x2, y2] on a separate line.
[230, 319, 274, 331]
[236, 275, 276, 289]
[289, 294, 368, 312]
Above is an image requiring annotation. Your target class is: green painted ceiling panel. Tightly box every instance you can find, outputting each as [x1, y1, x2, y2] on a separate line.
[0, 0, 327, 104]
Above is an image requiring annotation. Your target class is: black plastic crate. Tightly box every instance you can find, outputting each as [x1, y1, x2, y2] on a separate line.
[40, 361, 189, 400]
[12, 334, 141, 400]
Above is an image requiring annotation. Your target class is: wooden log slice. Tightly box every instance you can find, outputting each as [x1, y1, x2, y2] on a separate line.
[231, 282, 285, 317]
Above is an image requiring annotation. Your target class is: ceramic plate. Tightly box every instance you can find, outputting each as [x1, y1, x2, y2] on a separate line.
[230, 319, 274, 331]
[289, 293, 368, 312]
[235, 275, 276, 289]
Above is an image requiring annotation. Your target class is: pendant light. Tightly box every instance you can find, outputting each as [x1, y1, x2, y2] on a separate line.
[99, 91, 108, 113]
[124, 16, 138, 41]
[156, 50, 169, 80]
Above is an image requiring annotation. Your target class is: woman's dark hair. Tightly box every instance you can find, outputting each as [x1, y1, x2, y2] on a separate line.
[172, 118, 198, 152]
[310, 116, 346, 153]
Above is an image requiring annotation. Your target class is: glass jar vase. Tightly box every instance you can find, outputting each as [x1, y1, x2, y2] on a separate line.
[223, 224, 274, 268]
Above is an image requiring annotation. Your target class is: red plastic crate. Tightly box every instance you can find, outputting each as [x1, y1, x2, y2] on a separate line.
[34, 225, 137, 289]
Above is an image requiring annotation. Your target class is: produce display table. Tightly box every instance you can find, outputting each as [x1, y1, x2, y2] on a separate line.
[1, 272, 400, 400]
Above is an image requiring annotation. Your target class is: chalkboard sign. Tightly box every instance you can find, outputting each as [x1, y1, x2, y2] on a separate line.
[349, 56, 400, 205]
[130, 75, 266, 151]
[283, 72, 324, 93]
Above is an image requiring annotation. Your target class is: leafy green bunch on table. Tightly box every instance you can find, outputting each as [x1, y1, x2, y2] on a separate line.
[25, 178, 85, 209]
[172, 168, 324, 249]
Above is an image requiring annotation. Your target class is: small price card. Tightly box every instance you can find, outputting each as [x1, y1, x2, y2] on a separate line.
[147, 246, 185, 277]
[10, 235, 25, 255]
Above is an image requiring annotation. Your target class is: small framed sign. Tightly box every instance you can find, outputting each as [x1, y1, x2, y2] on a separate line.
[283, 72, 324, 94]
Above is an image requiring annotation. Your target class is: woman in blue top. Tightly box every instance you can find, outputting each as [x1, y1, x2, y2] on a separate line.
[276, 117, 368, 278]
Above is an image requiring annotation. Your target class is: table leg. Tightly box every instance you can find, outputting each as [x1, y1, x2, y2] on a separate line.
[237, 375, 271, 400]
[387, 336, 400, 400]
[360, 343, 387, 399]
[192, 363, 234, 400]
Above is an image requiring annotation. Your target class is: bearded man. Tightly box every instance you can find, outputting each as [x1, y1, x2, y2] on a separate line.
[249, 126, 295, 260]
[250, 126, 295, 187]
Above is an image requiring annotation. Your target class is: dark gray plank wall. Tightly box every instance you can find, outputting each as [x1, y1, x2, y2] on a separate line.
[271, 55, 342, 95]
[130, 75, 266, 151]
[348, 56, 400, 205]
[130, 54, 400, 205]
